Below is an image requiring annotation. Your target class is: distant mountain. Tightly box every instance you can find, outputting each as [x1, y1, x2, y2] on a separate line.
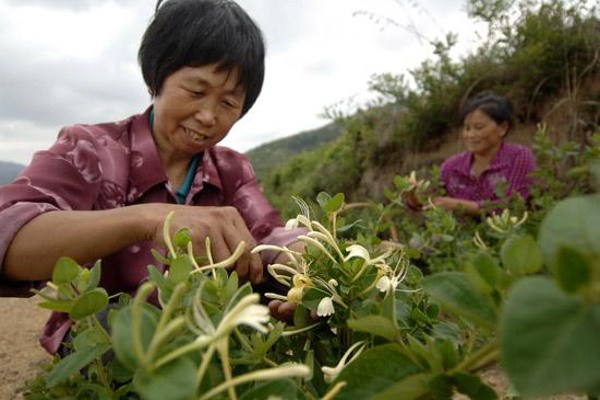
[0, 161, 24, 184]
[245, 122, 343, 181]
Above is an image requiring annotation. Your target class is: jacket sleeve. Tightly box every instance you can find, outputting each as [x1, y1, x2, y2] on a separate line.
[0, 126, 105, 295]
[230, 155, 307, 265]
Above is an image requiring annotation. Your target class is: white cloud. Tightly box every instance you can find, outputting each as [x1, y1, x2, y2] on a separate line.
[0, 0, 483, 164]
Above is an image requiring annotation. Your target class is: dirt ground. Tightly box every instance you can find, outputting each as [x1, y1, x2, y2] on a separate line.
[0, 297, 50, 400]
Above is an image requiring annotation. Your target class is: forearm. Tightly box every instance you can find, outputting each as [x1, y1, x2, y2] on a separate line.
[2, 204, 158, 281]
[454, 199, 481, 216]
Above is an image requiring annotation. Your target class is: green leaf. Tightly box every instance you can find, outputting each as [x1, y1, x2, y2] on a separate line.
[334, 344, 422, 400]
[423, 272, 497, 329]
[470, 251, 502, 289]
[112, 304, 159, 370]
[133, 358, 196, 400]
[325, 193, 345, 213]
[83, 262, 102, 292]
[169, 255, 193, 284]
[347, 316, 398, 341]
[173, 228, 191, 249]
[428, 374, 453, 400]
[37, 300, 72, 313]
[500, 235, 542, 275]
[239, 379, 299, 400]
[371, 373, 434, 400]
[316, 192, 332, 211]
[293, 305, 310, 328]
[52, 257, 80, 285]
[302, 288, 325, 310]
[501, 277, 600, 397]
[453, 372, 497, 399]
[47, 344, 110, 387]
[225, 271, 239, 301]
[555, 246, 593, 293]
[151, 249, 170, 264]
[538, 195, 600, 267]
[69, 288, 109, 321]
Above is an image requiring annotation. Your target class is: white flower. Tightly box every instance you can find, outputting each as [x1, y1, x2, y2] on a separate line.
[191, 292, 270, 341]
[218, 294, 270, 335]
[285, 218, 299, 230]
[376, 275, 392, 292]
[321, 341, 366, 383]
[317, 296, 335, 317]
[344, 244, 371, 262]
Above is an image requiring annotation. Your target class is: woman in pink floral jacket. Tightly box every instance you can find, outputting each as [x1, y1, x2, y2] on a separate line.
[0, 0, 303, 353]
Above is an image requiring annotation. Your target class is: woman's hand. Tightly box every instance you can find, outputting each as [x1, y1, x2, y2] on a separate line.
[423, 197, 481, 215]
[402, 189, 423, 210]
[147, 204, 263, 284]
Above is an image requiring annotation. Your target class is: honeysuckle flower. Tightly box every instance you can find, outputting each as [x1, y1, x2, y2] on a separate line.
[321, 341, 367, 383]
[486, 210, 528, 233]
[217, 294, 270, 335]
[252, 244, 303, 268]
[346, 244, 393, 282]
[317, 296, 335, 317]
[285, 274, 314, 303]
[285, 214, 313, 230]
[190, 290, 269, 342]
[298, 235, 338, 264]
[473, 231, 488, 250]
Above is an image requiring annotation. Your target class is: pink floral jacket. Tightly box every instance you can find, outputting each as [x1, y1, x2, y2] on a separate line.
[0, 107, 302, 353]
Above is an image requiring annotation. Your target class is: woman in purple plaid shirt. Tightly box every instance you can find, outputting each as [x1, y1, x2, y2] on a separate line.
[408, 92, 536, 216]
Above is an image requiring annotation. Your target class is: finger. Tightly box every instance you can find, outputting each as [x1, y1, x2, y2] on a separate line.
[209, 233, 232, 267]
[230, 217, 263, 284]
[277, 301, 297, 323]
[268, 300, 282, 317]
[309, 309, 319, 320]
[221, 226, 250, 280]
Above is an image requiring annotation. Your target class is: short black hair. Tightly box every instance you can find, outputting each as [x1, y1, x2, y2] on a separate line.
[460, 91, 513, 130]
[139, 0, 266, 117]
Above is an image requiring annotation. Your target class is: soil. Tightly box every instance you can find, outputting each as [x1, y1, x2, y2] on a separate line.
[0, 297, 50, 400]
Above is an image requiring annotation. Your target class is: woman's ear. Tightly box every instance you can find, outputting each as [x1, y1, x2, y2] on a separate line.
[499, 121, 509, 138]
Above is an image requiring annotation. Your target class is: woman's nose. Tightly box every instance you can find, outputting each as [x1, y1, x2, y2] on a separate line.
[194, 103, 217, 127]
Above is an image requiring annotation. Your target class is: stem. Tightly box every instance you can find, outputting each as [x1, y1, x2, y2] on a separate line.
[452, 340, 500, 373]
[196, 344, 216, 391]
[163, 211, 177, 259]
[146, 317, 186, 366]
[94, 358, 112, 392]
[281, 322, 323, 337]
[154, 336, 213, 369]
[234, 328, 254, 353]
[132, 282, 156, 366]
[92, 315, 112, 344]
[322, 381, 347, 400]
[216, 339, 237, 400]
[198, 365, 310, 400]
[332, 212, 338, 241]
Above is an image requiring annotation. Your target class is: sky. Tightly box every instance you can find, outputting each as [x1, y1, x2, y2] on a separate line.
[0, 0, 487, 165]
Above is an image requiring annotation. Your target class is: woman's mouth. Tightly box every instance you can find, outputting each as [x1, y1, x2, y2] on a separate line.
[183, 127, 209, 142]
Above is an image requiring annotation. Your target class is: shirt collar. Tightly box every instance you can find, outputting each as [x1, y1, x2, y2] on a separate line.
[129, 106, 169, 198]
[454, 142, 509, 177]
[128, 106, 224, 201]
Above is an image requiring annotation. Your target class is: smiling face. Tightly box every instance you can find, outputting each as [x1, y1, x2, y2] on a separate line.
[462, 108, 508, 157]
[152, 63, 246, 162]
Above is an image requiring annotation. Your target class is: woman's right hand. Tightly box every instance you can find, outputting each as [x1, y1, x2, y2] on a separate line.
[145, 204, 264, 284]
[402, 190, 423, 210]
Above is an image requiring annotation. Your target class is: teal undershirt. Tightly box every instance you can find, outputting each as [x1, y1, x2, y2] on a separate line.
[149, 109, 202, 204]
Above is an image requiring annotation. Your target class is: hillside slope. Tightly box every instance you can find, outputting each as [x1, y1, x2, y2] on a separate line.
[0, 161, 24, 185]
[246, 122, 342, 181]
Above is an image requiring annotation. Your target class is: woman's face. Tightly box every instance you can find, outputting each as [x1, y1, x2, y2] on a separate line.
[152, 63, 246, 160]
[462, 108, 508, 156]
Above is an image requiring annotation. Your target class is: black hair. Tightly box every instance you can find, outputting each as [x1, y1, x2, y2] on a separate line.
[139, 0, 266, 117]
[460, 92, 513, 130]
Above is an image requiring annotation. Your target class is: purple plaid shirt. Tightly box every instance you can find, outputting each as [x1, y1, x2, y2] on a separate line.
[440, 142, 536, 204]
[0, 107, 304, 353]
